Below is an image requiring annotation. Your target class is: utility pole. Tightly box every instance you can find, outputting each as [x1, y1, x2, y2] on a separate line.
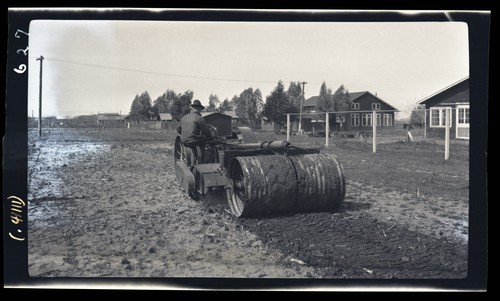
[298, 81, 307, 134]
[36, 55, 44, 137]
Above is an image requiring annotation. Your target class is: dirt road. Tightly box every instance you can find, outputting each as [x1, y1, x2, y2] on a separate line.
[27, 128, 469, 280]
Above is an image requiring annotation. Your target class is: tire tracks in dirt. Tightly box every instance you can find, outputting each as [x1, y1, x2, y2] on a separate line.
[244, 211, 467, 278]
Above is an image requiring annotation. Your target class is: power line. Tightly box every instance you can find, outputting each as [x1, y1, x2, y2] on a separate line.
[34, 56, 291, 85]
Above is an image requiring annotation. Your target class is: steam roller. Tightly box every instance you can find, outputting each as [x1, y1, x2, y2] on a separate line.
[174, 112, 345, 217]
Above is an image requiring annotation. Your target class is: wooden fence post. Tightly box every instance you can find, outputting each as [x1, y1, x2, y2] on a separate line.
[286, 114, 290, 142]
[424, 109, 427, 138]
[325, 112, 329, 147]
[445, 107, 450, 160]
[372, 110, 377, 153]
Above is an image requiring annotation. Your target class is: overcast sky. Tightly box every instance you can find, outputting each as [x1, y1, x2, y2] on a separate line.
[27, 20, 469, 118]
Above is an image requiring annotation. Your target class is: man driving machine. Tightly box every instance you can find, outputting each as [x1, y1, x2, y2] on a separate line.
[176, 99, 214, 165]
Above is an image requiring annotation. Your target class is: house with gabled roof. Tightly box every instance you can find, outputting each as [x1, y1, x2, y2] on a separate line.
[417, 77, 469, 140]
[158, 112, 176, 129]
[97, 113, 126, 128]
[125, 113, 146, 128]
[301, 91, 398, 132]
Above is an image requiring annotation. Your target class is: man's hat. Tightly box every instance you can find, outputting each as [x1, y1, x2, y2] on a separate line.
[191, 99, 205, 110]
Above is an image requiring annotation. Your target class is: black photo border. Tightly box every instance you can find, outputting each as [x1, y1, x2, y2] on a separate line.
[3, 7, 489, 292]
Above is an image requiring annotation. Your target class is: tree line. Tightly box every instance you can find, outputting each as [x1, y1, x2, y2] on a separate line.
[129, 81, 351, 129]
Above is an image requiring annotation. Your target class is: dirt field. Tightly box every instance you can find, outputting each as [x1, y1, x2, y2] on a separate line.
[27, 128, 469, 281]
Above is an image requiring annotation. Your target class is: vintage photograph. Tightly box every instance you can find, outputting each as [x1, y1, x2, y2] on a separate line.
[4, 8, 489, 291]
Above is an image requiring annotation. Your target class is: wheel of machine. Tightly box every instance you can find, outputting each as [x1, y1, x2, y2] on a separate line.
[225, 153, 346, 217]
[226, 155, 298, 217]
[174, 136, 195, 166]
[174, 136, 197, 199]
[174, 136, 186, 164]
[226, 175, 245, 216]
[290, 153, 346, 212]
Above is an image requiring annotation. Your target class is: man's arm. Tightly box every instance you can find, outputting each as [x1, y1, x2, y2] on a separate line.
[198, 117, 213, 140]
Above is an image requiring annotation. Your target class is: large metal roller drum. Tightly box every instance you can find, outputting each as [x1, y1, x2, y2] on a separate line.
[226, 153, 346, 217]
[226, 155, 297, 217]
[289, 153, 346, 212]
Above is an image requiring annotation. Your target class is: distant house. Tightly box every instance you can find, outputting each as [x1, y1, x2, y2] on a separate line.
[74, 114, 98, 127]
[348, 91, 398, 131]
[301, 91, 398, 132]
[221, 110, 239, 127]
[28, 116, 58, 128]
[158, 113, 176, 130]
[417, 77, 469, 140]
[97, 113, 126, 128]
[300, 97, 326, 132]
[124, 113, 146, 128]
[258, 117, 278, 132]
[256, 117, 300, 133]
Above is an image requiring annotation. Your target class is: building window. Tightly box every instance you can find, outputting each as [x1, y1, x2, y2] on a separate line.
[361, 114, 372, 126]
[431, 109, 440, 126]
[372, 103, 380, 110]
[376, 114, 382, 126]
[429, 107, 451, 127]
[456, 105, 470, 139]
[350, 113, 359, 126]
[457, 107, 470, 125]
[383, 114, 393, 126]
[351, 103, 359, 110]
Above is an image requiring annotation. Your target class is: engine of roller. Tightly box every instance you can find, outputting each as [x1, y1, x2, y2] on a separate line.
[173, 112, 346, 217]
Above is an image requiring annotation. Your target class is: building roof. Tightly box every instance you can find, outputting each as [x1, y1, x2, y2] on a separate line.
[124, 113, 146, 121]
[222, 110, 238, 119]
[348, 91, 367, 101]
[303, 91, 398, 111]
[97, 113, 125, 121]
[76, 114, 97, 119]
[350, 91, 398, 110]
[201, 111, 238, 119]
[303, 96, 319, 107]
[158, 113, 173, 121]
[417, 77, 469, 106]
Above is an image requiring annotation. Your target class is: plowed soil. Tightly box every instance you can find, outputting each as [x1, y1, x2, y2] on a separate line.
[27, 128, 469, 281]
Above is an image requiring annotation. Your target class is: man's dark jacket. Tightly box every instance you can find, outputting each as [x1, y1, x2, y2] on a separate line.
[178, 111, 213, 146]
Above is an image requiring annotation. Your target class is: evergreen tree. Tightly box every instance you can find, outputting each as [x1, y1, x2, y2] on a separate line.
[129, 91, 153, 119]
[171, 90, 194, 121]
[234, 88, 263, 130]
[262, 80, 294, 126]
[217, 98, 234, 113]
[316, 82, 334, 112]
[286, 81, 303, 112]
[152, 89, 177, 118]
[332, 84, 351, 112]
[206, 94, 220, 112]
